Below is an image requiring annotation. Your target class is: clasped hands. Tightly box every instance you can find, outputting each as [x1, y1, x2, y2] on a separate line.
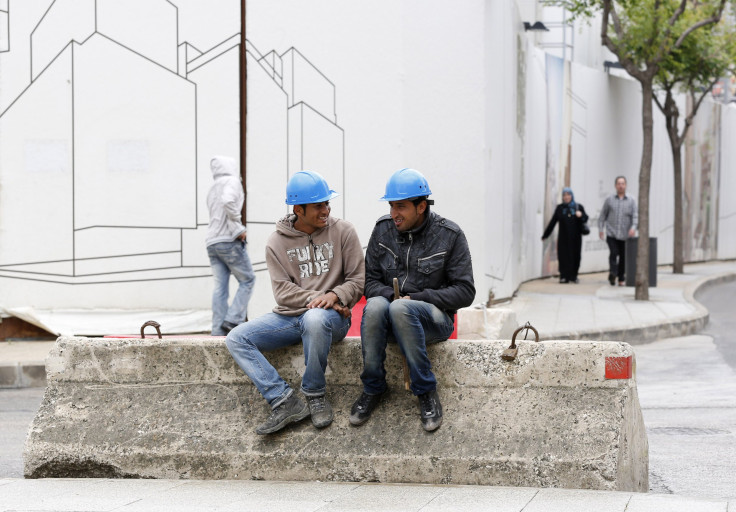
[307, 291, 352, 318]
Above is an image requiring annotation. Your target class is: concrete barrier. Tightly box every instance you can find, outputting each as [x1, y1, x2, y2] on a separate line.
[25, 336, 648, 491]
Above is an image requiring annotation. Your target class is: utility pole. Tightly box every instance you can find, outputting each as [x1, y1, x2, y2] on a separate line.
[239, 0, 247, 224]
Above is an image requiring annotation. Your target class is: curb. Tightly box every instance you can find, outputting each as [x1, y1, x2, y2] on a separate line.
[538, 270, 736, 344]
[0, 362, 47, 389]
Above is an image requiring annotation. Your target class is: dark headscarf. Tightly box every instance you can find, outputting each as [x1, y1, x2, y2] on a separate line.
[562, 187, 576, 216]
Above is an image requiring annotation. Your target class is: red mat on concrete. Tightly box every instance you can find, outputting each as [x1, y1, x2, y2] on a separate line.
[106, 298, 457, 339]
[346, 297, 457, 339]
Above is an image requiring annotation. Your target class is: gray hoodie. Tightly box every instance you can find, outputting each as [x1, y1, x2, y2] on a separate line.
[266, 214, 365, 316]
[205, 156, 246, 246]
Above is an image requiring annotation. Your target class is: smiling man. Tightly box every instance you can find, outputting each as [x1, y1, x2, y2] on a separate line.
[350, 168, 475, 431]
[226, 170, 364, 435]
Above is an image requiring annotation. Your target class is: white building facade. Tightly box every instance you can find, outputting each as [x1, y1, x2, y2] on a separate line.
[0, 0, 734, 334]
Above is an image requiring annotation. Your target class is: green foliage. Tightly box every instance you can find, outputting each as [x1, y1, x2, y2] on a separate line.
[546, 0, 733, 78]
[656, 2, 736, 93]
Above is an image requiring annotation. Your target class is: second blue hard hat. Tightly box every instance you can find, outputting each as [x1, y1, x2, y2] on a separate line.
[380, 168, 432, 201]
[285, 170, 339, 205]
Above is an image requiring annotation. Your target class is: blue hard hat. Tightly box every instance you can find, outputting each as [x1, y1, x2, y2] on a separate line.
[285, 170, 339, 205]
[380, 168, 432, 201]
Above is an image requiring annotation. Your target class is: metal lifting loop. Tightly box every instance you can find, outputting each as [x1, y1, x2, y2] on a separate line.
[140, 320, 162, 339]
[501, 321, 539, 361]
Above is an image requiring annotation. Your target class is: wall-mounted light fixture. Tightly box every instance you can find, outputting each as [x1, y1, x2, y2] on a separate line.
[523, 21, 549, 32]
[604, 60, 625, 73]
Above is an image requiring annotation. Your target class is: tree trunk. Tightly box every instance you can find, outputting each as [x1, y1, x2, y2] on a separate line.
[671, 127, 684, 274]
[635, 81, 654, 301]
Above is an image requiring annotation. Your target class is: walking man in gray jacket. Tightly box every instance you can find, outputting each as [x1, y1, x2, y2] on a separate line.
[350, 168, 475, 432]
[206, 156, 255, 335]
[598, 176, 638, 286]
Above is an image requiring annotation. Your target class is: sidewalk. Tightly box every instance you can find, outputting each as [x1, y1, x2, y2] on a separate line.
[504, 260, 736, 343]
[2, 261, 736, 511]
[1, 478, 735, 512]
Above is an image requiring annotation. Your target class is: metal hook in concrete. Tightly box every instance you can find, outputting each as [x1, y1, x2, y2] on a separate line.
[140, 321, 162, 339]
[502, 321, 539, 361]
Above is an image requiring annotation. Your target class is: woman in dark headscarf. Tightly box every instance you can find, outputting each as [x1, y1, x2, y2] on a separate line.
[542, 187, 588, 283]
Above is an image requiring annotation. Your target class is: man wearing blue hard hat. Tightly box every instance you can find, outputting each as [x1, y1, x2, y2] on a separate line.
[226, 171, 365, 435]
[350, 168, 475, 431]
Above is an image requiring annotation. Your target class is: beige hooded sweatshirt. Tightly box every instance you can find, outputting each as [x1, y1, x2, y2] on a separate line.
[266, 214, 365, 316]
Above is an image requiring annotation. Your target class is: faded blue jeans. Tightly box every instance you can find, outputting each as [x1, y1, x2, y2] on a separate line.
[360, 296, 454, 396]
[226, 308, 351, 408]
[207, 240, 256, 335]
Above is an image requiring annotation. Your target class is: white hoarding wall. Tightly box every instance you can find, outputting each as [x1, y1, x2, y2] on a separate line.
[0, 0, 734, 335]
[719, 105, 736, 260]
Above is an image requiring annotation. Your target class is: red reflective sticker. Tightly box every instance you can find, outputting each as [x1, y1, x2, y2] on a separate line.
[605, 356, 633, 379]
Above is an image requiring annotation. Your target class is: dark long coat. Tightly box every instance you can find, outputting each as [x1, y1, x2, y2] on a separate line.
[542, 203, 589, 281]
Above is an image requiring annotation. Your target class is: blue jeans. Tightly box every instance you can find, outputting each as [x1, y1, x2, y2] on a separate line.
[207, 241, 256, 336]
[226, 308, 351, 408]
[360, 296, 455, 396]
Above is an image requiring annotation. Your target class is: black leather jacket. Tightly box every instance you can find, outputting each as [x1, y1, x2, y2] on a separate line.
[364, 211, 475, 315]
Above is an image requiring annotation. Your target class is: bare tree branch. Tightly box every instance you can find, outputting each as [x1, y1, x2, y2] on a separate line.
[654, 0, 688, 64]
[599, 1, 648, 80]
[667, 0, 689, 27]
[680, 76, 721, 143]
[653, 91, 667, 114]
[601, 0, 612, 42]
[609, 2, 625, 40]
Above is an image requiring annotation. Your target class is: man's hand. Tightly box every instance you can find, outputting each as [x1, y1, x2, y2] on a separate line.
[333, 304, 352, 319]
[599, 231, 605, 241]
[398, 295, 411, 300]
[628, 228, 636, 238]
[238, 232, 247, 242]
[307, 291, 339, 310]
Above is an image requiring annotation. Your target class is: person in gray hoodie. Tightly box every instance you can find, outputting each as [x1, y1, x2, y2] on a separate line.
[226, 170, 365, 435]
[206, 156, 255, 335]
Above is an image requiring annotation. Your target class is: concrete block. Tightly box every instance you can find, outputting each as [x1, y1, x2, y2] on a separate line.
[0, 363, 48, 388]
[457, 306, 517, 339]
[21, 364, 47, 387]
[0, 364, 19, 387]
[24, 336, 648, 492]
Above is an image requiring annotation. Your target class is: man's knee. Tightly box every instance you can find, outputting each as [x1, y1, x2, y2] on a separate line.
[387, 299, 416, 325]
[301, 308, 333, 333]
[225, 323, 252, 352]
[363, 296, 390, 319]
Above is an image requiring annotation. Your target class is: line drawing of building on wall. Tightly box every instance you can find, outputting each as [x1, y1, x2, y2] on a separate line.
[0, 0, 345, 294]
[0, 0, 9, 52]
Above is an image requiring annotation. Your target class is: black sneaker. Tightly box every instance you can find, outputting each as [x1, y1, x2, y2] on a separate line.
[608, 273, 616, 286]
[255, 394, 310, 435]
[418, 389, 443, 432]
[221, 321, 238, 334]
[349, 390, 386, 426]
[307, 395, 333, 428]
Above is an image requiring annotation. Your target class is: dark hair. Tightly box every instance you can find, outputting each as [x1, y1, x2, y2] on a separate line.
[615, 176, 627, 185]
[412, 196, 433, 213]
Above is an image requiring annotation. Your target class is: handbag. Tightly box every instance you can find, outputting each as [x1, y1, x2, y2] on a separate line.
[578, 205, 590, 235]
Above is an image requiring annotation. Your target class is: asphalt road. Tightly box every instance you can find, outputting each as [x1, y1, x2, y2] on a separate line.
[697, 277, 736, 371]
[1, 279, 735, 496]
[0, 387, 43, 478]
[635, 278, 736, 499]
